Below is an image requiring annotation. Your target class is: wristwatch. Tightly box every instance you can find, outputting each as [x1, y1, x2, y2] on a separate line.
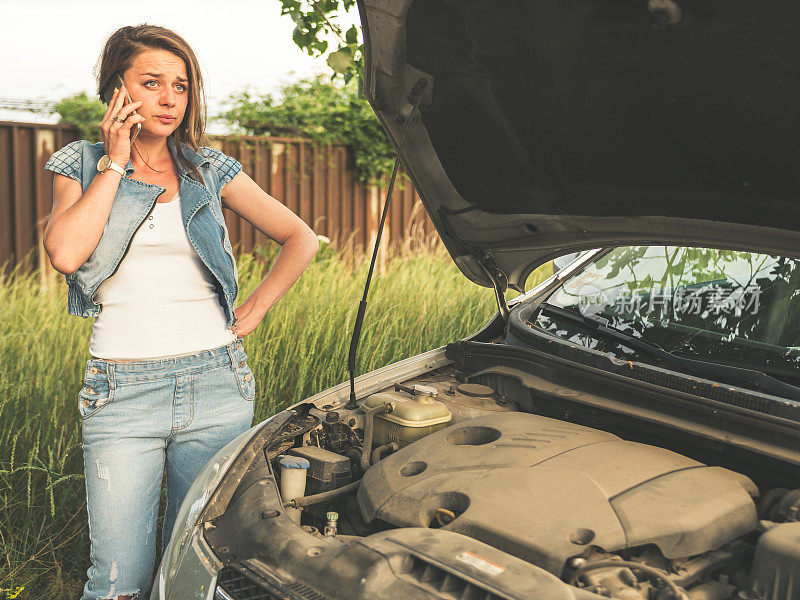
[97, 155, 125, 177]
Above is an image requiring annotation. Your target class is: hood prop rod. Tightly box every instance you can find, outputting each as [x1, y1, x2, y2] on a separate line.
[345, 80, 427, 410]
[490, 269, 510, 323]
[478, 251, 510, 323]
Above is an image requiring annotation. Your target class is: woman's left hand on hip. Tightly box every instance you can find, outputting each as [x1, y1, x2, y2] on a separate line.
[230, 301, 265, 339]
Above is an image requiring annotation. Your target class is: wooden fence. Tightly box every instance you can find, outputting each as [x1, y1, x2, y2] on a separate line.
[0, 121, 437, 280]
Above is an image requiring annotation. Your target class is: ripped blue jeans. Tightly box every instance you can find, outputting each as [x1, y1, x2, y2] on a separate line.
[79, 338, 255, 600]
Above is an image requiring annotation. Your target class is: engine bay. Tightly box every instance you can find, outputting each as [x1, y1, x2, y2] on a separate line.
[209, 365, 800, 600]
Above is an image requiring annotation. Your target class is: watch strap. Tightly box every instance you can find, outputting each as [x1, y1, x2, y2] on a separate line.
[106, 161, 125, 176]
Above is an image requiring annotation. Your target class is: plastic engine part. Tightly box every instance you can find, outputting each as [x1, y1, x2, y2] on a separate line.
[288, 446, 351, 494]
[750, 522, 800, 600]
[359, 412, 758, 575]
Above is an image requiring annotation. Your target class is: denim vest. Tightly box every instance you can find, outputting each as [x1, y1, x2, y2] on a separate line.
[44, 137, 242, 328]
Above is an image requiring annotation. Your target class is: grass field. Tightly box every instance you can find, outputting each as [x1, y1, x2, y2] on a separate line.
[0, 243, 552, 599]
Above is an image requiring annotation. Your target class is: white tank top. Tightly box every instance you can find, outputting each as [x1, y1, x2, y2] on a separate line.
[89, 192, 237, 360]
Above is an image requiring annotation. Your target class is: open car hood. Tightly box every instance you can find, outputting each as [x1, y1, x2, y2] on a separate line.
[357, 0, 800, 290]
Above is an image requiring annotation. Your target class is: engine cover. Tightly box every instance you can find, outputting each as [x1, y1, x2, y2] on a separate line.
[358, 413, 758, 575]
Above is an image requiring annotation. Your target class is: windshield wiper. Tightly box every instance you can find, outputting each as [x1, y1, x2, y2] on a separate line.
[539, 304, 800, 402]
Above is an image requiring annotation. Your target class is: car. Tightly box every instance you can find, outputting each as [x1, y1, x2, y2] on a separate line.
[151, 1, 800, 599]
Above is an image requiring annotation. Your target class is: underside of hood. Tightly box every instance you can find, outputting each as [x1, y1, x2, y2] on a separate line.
[357, 0, 800, 290]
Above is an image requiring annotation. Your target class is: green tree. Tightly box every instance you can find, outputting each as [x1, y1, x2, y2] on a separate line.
[216, 75, 394, 183]
[52, 92, 105, 141]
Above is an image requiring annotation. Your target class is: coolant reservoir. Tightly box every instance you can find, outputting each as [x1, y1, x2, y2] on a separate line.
[362, 385, 451, 447]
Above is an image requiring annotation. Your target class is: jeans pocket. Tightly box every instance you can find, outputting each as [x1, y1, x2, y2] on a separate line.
[231, 351, 256, 402]
[78, 366, 114, 420]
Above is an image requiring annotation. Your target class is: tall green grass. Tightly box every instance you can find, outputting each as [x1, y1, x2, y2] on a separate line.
[0, 244, 551, 598]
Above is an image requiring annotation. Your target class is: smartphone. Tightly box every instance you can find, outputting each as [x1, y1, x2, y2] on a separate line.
[101, 73, 141, 141]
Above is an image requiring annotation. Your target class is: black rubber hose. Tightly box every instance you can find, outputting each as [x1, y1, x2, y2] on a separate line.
[284, 479, 362, 509]
[360, 404, 392, 474]
[567, 560, 689, 600]
[758, 488, 789, 519]
[371, 442, 398, 466]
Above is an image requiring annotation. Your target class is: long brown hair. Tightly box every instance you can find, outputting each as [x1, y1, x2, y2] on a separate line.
[96, 24, 209, 183]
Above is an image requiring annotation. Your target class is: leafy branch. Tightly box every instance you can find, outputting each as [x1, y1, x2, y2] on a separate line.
[278, 0, 363, 83]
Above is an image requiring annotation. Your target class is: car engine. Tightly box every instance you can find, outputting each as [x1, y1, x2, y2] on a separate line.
[249, 368, 800, 600]
[358, 412, 758, 577]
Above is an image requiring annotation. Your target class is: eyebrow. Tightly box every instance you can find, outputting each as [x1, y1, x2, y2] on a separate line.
[140, 72, 189, 83]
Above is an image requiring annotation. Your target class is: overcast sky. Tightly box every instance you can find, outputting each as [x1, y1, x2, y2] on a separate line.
[0, 0, 357, 131]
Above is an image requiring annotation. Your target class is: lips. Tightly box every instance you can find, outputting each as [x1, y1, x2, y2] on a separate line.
[156, 115, 176, 124]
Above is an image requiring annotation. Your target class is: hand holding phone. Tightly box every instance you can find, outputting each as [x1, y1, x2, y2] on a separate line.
[99, 74, 144, 165]
[101, 73, 142, 141]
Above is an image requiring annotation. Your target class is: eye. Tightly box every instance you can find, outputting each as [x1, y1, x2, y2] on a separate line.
[175, 83, 188, 92]
[144, 80, 158, 88]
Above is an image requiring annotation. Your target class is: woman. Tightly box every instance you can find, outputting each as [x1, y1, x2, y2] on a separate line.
[43, 24, 318, 600]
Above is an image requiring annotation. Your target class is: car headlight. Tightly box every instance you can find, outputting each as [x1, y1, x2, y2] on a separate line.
[156, 421, 268, 599]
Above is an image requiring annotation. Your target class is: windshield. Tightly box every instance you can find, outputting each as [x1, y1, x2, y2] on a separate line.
[537, 246, 800, 381]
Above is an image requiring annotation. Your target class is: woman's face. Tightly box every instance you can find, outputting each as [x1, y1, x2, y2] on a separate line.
[121, 49, 190, 140]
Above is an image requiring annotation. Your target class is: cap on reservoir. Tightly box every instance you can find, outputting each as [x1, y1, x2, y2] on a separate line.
[278, 455, 311, 470]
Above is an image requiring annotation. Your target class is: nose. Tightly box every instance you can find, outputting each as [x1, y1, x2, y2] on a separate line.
[159, 87, 177, 107]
